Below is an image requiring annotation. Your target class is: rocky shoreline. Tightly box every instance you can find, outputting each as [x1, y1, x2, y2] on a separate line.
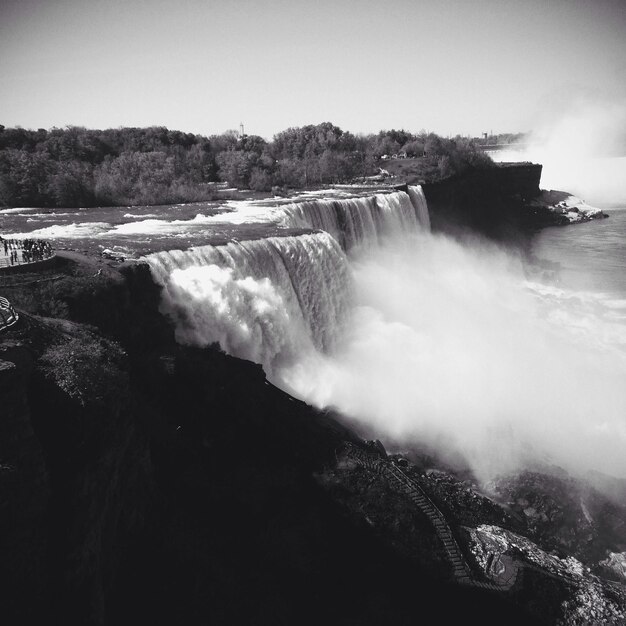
[527, 190, 608, 226]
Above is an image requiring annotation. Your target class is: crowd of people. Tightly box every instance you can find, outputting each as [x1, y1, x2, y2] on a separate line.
[0, 236, 54, 266]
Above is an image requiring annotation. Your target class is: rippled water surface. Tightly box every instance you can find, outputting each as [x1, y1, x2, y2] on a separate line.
[531, 208, 626, 297]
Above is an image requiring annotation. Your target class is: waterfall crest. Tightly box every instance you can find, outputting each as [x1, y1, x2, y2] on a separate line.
[274, 186, 429, 251]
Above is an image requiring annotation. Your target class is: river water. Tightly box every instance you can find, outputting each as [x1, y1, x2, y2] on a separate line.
[531, 208, 626, 297]
[491, 149, 626, 326]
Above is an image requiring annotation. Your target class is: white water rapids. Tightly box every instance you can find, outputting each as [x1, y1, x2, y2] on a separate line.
[146, 186, 626, 482]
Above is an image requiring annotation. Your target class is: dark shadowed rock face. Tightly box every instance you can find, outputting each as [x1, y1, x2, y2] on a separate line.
[0, 315, 153, 625]
[317, 447, 626, 624]
[491, 471, 626, 572]
[422, 163, 543, 244]
[0, 309, 537, 625]
[0, 348, 49, 624]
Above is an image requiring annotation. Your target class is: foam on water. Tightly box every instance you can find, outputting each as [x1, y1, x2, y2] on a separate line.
[0, 207, 42, 213]
[5, 213, 230, 240]
[4, 221, 112, 239]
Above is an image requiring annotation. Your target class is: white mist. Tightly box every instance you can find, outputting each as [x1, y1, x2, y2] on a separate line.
[277, 231, 626, 482]
[497, 100, 626, 207]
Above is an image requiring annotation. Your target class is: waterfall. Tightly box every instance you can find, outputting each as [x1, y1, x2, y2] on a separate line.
[274, 186, 429, 251]
[408, 185, 431, 231]
[145, 186, 430, 372]
[146, 231, 352, 371]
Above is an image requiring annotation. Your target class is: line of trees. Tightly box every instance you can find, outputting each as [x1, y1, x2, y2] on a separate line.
[0, 123, 493, 207]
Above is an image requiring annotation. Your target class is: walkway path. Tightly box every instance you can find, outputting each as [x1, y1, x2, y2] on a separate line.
[343, 443, 519, 591]
[0, 248, 16, 268]
[0, 297, 19, 332]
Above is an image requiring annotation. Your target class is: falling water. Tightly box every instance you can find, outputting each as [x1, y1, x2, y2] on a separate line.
[147, 231, 352, 370]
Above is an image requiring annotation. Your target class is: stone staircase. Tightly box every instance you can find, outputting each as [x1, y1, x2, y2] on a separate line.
[343, 443, 518, 591]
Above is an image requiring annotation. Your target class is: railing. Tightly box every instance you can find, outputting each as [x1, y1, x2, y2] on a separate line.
[0, 296, 19, 332]
[0, 237, 54, 269]
[342, 443, 518, 590]
[384, 461, 472, 580]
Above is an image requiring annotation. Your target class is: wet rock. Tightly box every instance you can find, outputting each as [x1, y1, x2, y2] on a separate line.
[489, 470, 626, 563]
[469, 525, 625, 624]
[527, 189, 608, 225]
[600, 552, 626, 582]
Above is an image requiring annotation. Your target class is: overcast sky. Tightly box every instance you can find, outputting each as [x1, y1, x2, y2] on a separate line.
[1, 0, 625, 139]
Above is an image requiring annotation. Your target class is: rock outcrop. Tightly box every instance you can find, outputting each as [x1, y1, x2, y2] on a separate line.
[421, 164, 608, 241]
[317, 444, 626, 625]
[526, 190, 608, 225]
[0, 314, 153, 625]
[422, 163, 543, 242]
[0, 346, 49, 624]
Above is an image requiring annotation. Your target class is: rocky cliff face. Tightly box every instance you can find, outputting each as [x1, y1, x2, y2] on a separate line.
[423, 163, 543, 243]
[0, 345, 49, 625]
[0, 315, 153, 625]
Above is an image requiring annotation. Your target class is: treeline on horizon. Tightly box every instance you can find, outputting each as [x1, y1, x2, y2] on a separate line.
[0, 122, 495, 208]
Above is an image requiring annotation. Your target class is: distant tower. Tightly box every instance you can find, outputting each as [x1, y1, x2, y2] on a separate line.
[239, 122, 245, 139]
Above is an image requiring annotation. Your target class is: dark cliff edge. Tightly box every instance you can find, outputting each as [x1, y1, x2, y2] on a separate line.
[2, 172, 625, 625]
[422, 163, 543, 244]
